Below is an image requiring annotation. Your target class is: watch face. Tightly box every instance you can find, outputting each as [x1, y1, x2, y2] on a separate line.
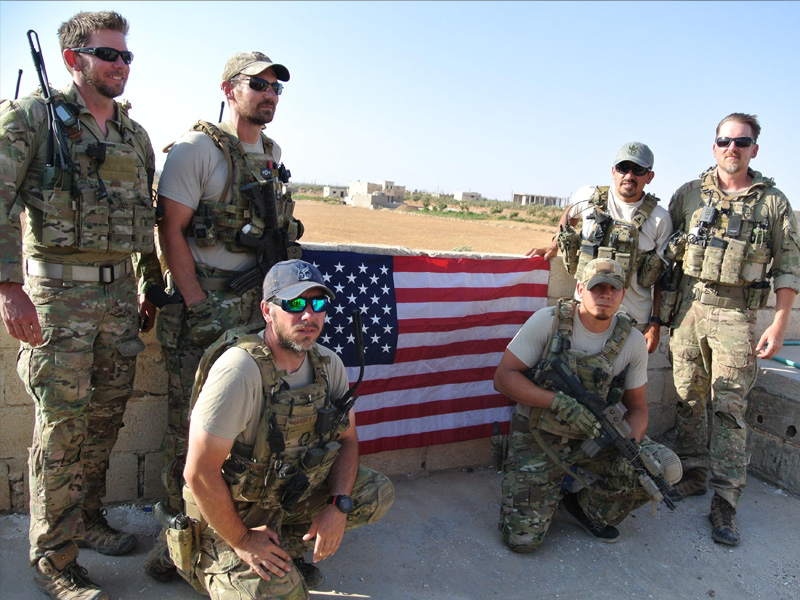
[336, 495, 354, 513]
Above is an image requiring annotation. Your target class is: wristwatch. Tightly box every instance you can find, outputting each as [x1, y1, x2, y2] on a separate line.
[328, 494, 354, 514]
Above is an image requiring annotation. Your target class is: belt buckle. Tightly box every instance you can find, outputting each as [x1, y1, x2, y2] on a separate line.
[99, 264, 115, 283]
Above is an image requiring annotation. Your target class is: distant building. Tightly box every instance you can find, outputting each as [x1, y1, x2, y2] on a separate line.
[513, 193, 569, 207]
[323, 186, 347, 199]
[347, 179, 405, 209]
[454, 191, 481, 202]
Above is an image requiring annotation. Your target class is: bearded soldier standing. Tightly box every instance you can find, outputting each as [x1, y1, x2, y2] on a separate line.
[0, 11, 161, 600]
[665, 113, 800, 546]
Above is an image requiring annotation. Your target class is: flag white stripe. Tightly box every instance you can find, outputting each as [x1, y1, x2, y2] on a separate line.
[356, 406, 516, 441]
[346, 351, 504, 383]
[396, 296, 546, 320]
[355, 379, 499, 412]
[393, 269, 548, 289]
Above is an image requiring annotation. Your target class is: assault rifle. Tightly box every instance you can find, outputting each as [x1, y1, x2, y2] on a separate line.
[535, 355, 676, 510]
[229, 163, 297, 296]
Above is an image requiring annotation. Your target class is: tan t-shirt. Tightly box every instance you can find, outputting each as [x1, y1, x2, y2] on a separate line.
[192, 339, 350, 446]
[157, 122, 281, 272]
[507, 305, 648, 390]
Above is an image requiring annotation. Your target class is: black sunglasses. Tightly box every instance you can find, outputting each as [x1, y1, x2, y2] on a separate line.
[232, 76, 283, 96]
[70, 46, 134, 64]
[614, 162, 650, 177]
[271, 296, 329, 313]
[716, 137, 756, 148]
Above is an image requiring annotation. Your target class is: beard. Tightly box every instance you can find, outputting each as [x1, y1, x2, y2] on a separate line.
[233, 88, 276, 125]
[77, 56, 125, 99]
[273, 318, 319, 355]
[720, 158, 742, 174]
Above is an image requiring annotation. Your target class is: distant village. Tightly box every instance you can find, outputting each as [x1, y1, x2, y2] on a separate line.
[323, 180, 569, 209]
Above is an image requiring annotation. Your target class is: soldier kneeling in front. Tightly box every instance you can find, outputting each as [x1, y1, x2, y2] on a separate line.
[161, 259, 394, 599]
[495, 258, 681, 551]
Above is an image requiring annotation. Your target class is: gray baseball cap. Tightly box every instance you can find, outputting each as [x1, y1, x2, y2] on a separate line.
[581, 258, 625, 291]
[222, 51, 290, 82]
[613, 142, 654, 169]
[263, 259, 334, 301]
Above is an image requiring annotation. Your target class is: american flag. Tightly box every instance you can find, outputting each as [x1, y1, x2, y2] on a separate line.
[303, 247, 549, 455]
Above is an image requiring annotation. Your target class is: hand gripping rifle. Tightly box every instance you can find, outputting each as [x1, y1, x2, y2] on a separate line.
[534, 355, 676, 510]
[229, 163, 295, 296]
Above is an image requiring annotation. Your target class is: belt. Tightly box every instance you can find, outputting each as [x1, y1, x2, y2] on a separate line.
[196, 276, 233, 291]
[26, 258, 132, 283]
[681, 278, 748, 310]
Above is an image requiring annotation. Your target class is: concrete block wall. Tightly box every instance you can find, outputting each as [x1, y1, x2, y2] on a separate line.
[2, 248, 799, 512]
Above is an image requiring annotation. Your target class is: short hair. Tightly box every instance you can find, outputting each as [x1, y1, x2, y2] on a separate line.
[716, 113, 761, 141]
[58, 11, 129, 52]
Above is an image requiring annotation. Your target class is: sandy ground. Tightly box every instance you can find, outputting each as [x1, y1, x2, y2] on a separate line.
[1, 469, 798, 600]
[294, 200, 559, 255]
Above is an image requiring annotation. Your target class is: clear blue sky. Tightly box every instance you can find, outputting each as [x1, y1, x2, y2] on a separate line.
[2, 1, 798, 208]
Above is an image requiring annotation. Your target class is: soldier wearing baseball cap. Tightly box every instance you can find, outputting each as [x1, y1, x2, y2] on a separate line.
[172, 260, 394, 597]
[581, 258, 625, 291]
[146, 48, 305, 581]
[530, 141, 673, 354]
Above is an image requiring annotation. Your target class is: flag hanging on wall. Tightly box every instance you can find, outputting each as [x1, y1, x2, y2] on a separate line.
[303, 247, 549, 455]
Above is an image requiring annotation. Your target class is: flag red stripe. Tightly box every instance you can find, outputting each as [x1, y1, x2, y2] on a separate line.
[356, 394, 513, 426]
[399, 311, 532, 334]
[393, 338, 510, 363]
[394, 255, 549, 274]
[357, 366, 497, 395]
[359, 424, 499, 454]
[395, 283, 548, 303]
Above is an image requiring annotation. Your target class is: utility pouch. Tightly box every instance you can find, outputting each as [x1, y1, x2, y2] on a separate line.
[77, 188, 109, 250]
[746, 281, 771, 310]
[575, 242, 597, 281]
[191, 203, 217, 247]
[166, 523, 196, 573]
[40, 187, 77, 248]
[611, 251, 633, 286]
[741, 245, 770, 282]
[683, 242, 705, 278]
[557, 226, 581, 275]
[659, 289, 682, 326]
[637, 250, 664, 288]
[700, 238, 726, 282]
[719, 238, 746, 285]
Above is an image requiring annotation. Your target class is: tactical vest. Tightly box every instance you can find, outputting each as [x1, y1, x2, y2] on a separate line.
[179, 120, 301, 253]
[561, 187, 662, 288]
[680, 168, 772, 292]
[530, 299, 632, 440]
[23, 93, 155, 253]
[190, 324, 348, 511]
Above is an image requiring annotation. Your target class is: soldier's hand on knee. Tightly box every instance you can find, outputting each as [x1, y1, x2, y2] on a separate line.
[235, 526, 293, 581]
[550, 391, 601, 438]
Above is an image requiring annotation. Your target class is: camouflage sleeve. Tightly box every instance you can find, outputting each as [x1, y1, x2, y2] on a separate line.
[130, 121, 164, 294]
[668, 182, 692, 233]
[0, 99, 42, 285]
[767, 189, 800, 293]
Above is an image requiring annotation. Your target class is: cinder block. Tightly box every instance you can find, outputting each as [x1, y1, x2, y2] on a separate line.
[747, 428, 800, 496]
[105, 452, 139, 503]
[425, 438, 490, 472]
[0, 406, 33, 458]
[115, 395, 167, 453]
[1, 349, 29, 407]
[143, 451, 166, 501]
[0, 461, 10, 511]
[6, 456, 29, 513]
[134, 341, 167, 395]
[547, 260, 577, 301]
[747, 373, 800, 442]
[647, 338, 672, 370]
[646, 370, 677, 437]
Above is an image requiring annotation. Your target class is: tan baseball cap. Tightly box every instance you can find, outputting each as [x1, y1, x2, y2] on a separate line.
[612, 142, 654, 169]
[581, 258, 625, 290]
[222, 51, 290, 82]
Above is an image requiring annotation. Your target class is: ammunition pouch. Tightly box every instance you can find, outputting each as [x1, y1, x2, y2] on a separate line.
[636, 249, 665, 288]
[556, 225, 581, 275]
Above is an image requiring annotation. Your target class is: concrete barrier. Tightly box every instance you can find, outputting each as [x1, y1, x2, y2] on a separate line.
[1, 244, 799, 512]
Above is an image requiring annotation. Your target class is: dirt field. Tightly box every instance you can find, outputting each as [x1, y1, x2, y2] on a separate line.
[293, 200, 559, 255]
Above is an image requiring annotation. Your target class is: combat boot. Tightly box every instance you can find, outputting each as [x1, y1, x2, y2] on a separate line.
[709, 494, 740, 546]
[77, 509, 137, 556]
[559, 492, 620, 543]
[293, 557, 323, 589]
[667, 468, 707, 502]
[144, 536, 176, 582]
[34, 545, 109, 600]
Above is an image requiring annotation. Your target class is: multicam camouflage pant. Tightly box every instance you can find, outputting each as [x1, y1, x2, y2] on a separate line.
[18, 274, 144, 562]
[156, 265, 261, 508]
[670, 298, 757, 508]
[500, 422, 663, 553]
[182, 465, 394, 600]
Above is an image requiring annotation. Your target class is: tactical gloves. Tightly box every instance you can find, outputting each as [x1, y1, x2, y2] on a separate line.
[550, 391, 602, 439]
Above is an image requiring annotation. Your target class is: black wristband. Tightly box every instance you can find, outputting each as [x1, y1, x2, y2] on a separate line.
[649, 316, 663, 326]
